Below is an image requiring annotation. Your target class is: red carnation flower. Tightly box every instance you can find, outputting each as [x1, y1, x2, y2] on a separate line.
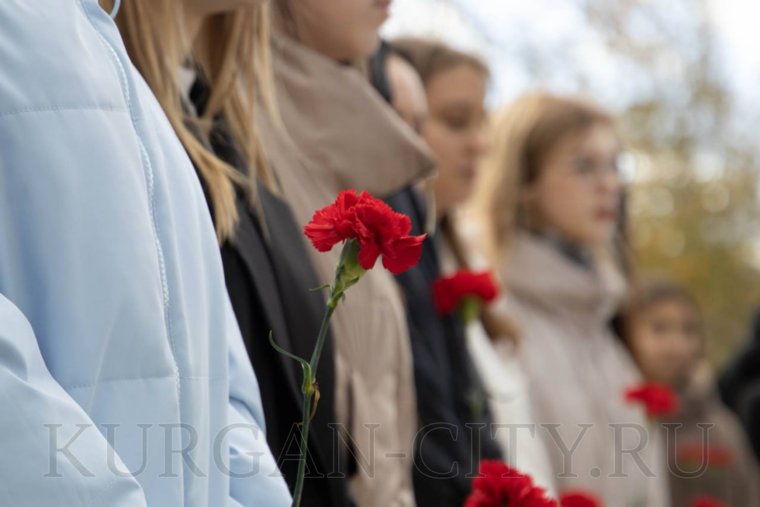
[677, 443, 733, 469]
[465, 460, 557, 507]
[624, 382, 679, 419]
[302, 190, 362, 251]
[691, 496, 725, 507]
[304, 190, 425, 274]
[558, 491, 602, 507]
[432, 270, 500, 316]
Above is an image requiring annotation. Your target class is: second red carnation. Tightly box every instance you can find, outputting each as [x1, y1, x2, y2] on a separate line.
[624, 382, 680, 419]
[559, 490, 602, 507]
[432, 270, 500, 316]
[465, 460, 557, 507]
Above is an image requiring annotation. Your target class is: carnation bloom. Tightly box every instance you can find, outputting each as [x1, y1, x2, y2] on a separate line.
[691, 496, 726, 507]
[285, 190, 426, 506]
[624, 382, 680, 419]
[304, 189, 425, 275]
[465, 460, 557, 507]
[432, 270, 500, 317]
[559, 490, 602, 507]
[677, 443, 733, 469]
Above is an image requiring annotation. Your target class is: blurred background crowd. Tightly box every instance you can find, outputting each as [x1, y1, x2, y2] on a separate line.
[385, 0, 760, 369]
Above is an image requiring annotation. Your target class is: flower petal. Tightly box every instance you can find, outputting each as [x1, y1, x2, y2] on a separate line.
[357, 240, 381, 270]
[304, 190, 362, 251]
[382, 234, 425, 275]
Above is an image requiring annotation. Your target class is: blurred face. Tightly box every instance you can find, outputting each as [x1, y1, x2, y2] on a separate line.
[423, 64, 488, 216]
[524, 123, 622, 247]
[628, 299, 702, 387]
[285, 0, 390, 61]
[386, 54, 427, 133]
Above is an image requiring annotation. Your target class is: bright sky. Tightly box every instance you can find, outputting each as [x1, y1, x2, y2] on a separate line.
[383, 0, 760, 111]
[707, 0, 760, 101]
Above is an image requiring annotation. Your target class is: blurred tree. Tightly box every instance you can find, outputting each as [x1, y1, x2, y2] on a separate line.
[628, 153, 760, 365]
[583, 0, 760, 365]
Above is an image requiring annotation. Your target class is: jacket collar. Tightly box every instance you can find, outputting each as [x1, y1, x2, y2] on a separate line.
[504, 231, 627, 323]
[265, 30, 436, 197]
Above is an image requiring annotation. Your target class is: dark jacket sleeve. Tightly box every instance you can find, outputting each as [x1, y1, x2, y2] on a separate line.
[387, 189, 502, 507]
[719, 308, 760, 461]
[736, 381, 760, 462]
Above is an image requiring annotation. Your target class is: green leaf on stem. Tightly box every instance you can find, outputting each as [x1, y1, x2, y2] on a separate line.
[268, 331, 314, 393]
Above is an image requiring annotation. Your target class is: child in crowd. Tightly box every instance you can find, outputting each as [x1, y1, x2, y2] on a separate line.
[624, 279, 760, 507]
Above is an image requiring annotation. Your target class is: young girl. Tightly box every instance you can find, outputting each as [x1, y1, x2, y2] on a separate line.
[113, 1, 350, 504]
[0, 1, 288, 505]
[257, 3, 436, 506]
[384, 37, 556, 504]
[625, 279, 760, 506]
[472, 93, 669, 505]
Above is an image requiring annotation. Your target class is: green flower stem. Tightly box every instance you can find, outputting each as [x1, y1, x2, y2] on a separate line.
[292, 387, 312, 507]
[308, 305, 336, 384]
[459, 296, 482, 324]
[292, 239, 365, 507]
[292, 305, 335, 507]
[458, 296, 485, 471]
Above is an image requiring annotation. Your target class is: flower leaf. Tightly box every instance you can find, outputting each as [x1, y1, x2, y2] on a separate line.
[268, 331, 313, 392]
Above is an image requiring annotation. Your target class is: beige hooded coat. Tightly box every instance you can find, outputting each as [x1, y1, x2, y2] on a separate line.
[501, 232, 670, 506]
[256, 32, 435, 507]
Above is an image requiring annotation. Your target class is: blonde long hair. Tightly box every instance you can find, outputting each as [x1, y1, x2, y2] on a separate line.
[472, 93, 615, 265]
[107, 1, 276, 242]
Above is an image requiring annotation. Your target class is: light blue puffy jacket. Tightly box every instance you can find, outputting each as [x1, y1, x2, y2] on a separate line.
[0, 1, 291, 505]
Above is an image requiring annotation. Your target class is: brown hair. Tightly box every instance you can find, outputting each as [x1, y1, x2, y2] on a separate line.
[109, 1, 276, 242]
[622, 278, 702, 348]
[389, 37, 489, 87]
[471, 92, 616, 265]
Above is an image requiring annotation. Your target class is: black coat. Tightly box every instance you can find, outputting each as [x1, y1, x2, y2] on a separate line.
[719, 307, 760, 461]
[386, 188, 503, 507]
[221, 186, 352, 507]
[191, 82, 352, 507]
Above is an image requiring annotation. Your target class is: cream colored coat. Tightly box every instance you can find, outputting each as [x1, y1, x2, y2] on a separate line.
[440, 230, 556, 494]
[501, 233, 670, 506]
[466, 324, 557, 495]
[257, 32, 435, 507]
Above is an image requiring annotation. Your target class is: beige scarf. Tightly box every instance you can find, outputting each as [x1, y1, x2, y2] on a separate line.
[257, 30, 435, 507]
